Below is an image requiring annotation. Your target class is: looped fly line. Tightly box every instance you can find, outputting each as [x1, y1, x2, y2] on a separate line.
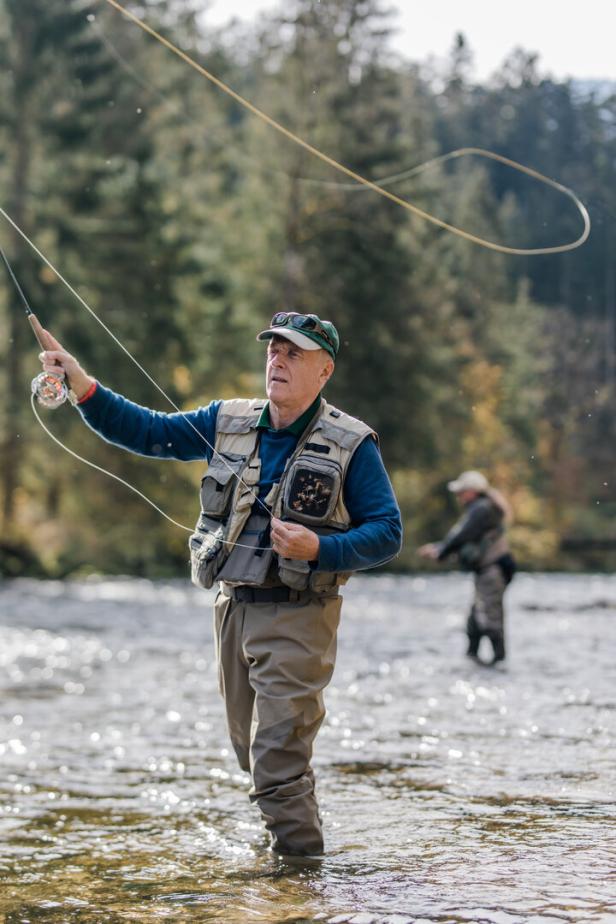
[102, 0, 590, 256]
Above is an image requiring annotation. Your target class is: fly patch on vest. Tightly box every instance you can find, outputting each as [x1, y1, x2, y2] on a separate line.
[281, 455, 342, 526]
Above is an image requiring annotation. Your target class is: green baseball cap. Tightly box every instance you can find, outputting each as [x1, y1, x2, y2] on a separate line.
[257, 312, 339, 360]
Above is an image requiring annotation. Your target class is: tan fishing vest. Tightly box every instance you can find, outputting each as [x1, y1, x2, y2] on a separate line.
[189, 397, 375, 593]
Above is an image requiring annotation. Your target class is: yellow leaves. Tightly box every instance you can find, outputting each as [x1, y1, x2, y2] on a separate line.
[39, 266, 58, 286]
[173, 364, 192, 395]
[393, 355, 565, 567]
[510, 522, 559, 565]
[507, 485, 560, 566]
[459, 360, 510, 467]
[457, 360, 563, 561]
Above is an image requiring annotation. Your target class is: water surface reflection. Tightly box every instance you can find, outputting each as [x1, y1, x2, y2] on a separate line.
[1, 574, 614, 922]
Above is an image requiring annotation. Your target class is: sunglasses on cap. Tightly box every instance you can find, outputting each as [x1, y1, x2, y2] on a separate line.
[270, 312, 337, 351]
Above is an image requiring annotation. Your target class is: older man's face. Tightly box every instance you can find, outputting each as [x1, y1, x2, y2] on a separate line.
[266, 336, 333, 407]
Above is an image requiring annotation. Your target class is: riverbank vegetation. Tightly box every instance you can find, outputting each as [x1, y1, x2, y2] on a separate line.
[1, 0, 614, 576]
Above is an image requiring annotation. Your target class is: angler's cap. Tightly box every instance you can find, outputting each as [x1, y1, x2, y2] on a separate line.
[257, 311, 339, 360]
[447, 470, 489, 494]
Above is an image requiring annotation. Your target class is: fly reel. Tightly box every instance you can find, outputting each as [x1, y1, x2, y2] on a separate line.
[31, 371, 69, 409]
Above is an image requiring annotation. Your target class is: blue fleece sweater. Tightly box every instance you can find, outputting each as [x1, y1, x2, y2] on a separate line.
[78, 384, 402, 573]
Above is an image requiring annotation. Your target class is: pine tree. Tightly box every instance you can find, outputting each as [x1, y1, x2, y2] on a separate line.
[0, 0, 191, 570]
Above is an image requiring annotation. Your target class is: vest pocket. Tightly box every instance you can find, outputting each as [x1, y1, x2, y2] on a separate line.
[216, 513, 274, 585]
[278, 558, 345, 592]
[189, 519, 227, 589]
[277, 557, 311, 590]
[200, 453, 246, 518]
[311, 570, 348, 591]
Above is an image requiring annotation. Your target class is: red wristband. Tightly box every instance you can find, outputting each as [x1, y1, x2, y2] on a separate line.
[77, 381, 97, 404]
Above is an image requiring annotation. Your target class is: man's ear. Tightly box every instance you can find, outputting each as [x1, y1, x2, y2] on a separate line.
[320, 357, 334, 386]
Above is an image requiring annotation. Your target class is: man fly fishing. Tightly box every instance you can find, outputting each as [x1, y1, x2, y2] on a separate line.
[37, 311, 402, 856]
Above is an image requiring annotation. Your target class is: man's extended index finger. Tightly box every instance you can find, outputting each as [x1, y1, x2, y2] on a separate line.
[42, 329, 63, 350]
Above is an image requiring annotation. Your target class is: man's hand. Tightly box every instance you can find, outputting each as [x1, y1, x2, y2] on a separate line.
[271, 517, 320, 562]
[38, 330, 95, 400]
[418, 543, 440, 561]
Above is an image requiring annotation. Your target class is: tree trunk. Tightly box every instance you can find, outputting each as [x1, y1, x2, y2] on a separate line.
[605, 230, 616, 390]
[1, 16, 33, 530]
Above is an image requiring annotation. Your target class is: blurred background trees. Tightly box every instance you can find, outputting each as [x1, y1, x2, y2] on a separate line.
[0, 0, 614, 575]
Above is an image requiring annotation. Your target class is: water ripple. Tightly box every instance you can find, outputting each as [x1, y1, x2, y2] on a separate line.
[1, 574, 615, 923]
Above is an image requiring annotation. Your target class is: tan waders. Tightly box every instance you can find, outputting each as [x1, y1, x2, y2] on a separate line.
[467, 563, 506, 663]
[214, 585, 342, 855]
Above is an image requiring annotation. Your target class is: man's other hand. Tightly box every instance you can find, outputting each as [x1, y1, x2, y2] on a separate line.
[418, 543, 440, 560]
[271, 517, 320, 562]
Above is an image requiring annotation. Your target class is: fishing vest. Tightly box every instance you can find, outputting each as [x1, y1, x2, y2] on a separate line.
[457, 498, 509, 572]
[189, 397, 375, 593]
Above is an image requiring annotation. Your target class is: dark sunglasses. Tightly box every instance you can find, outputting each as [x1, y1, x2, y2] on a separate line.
[270, 312, 336, 350]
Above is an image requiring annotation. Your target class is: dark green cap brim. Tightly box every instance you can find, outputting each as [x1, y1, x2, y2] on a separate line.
[257, 327, 337, 359]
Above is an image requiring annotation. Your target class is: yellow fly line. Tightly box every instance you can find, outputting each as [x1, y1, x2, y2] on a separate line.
[102, 0, 590, 256]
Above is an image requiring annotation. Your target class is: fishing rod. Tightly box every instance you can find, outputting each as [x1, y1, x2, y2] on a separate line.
[0, 243, 68, 409]
[0, 228, 276, 547]
[0, 237, 205, 532]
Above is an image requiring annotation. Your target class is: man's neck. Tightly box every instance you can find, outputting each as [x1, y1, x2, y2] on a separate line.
[269, 395, 319, 430]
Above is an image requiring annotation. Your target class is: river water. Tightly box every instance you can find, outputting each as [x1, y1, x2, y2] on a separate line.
[0, 573, 614, 924]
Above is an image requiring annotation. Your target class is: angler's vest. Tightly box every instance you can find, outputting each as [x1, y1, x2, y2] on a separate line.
[189, 397, 375, 593]
[457, 498, 509, 572]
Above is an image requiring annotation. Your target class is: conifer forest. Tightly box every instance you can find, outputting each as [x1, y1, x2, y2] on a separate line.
[1, 0, 615, 577]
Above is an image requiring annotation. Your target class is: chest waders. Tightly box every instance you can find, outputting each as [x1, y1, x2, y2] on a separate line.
[192, 397, 375, 855]
[463, 511, 512, 666]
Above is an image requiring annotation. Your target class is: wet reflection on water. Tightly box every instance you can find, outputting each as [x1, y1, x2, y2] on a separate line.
[0, 574, 614, 922]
